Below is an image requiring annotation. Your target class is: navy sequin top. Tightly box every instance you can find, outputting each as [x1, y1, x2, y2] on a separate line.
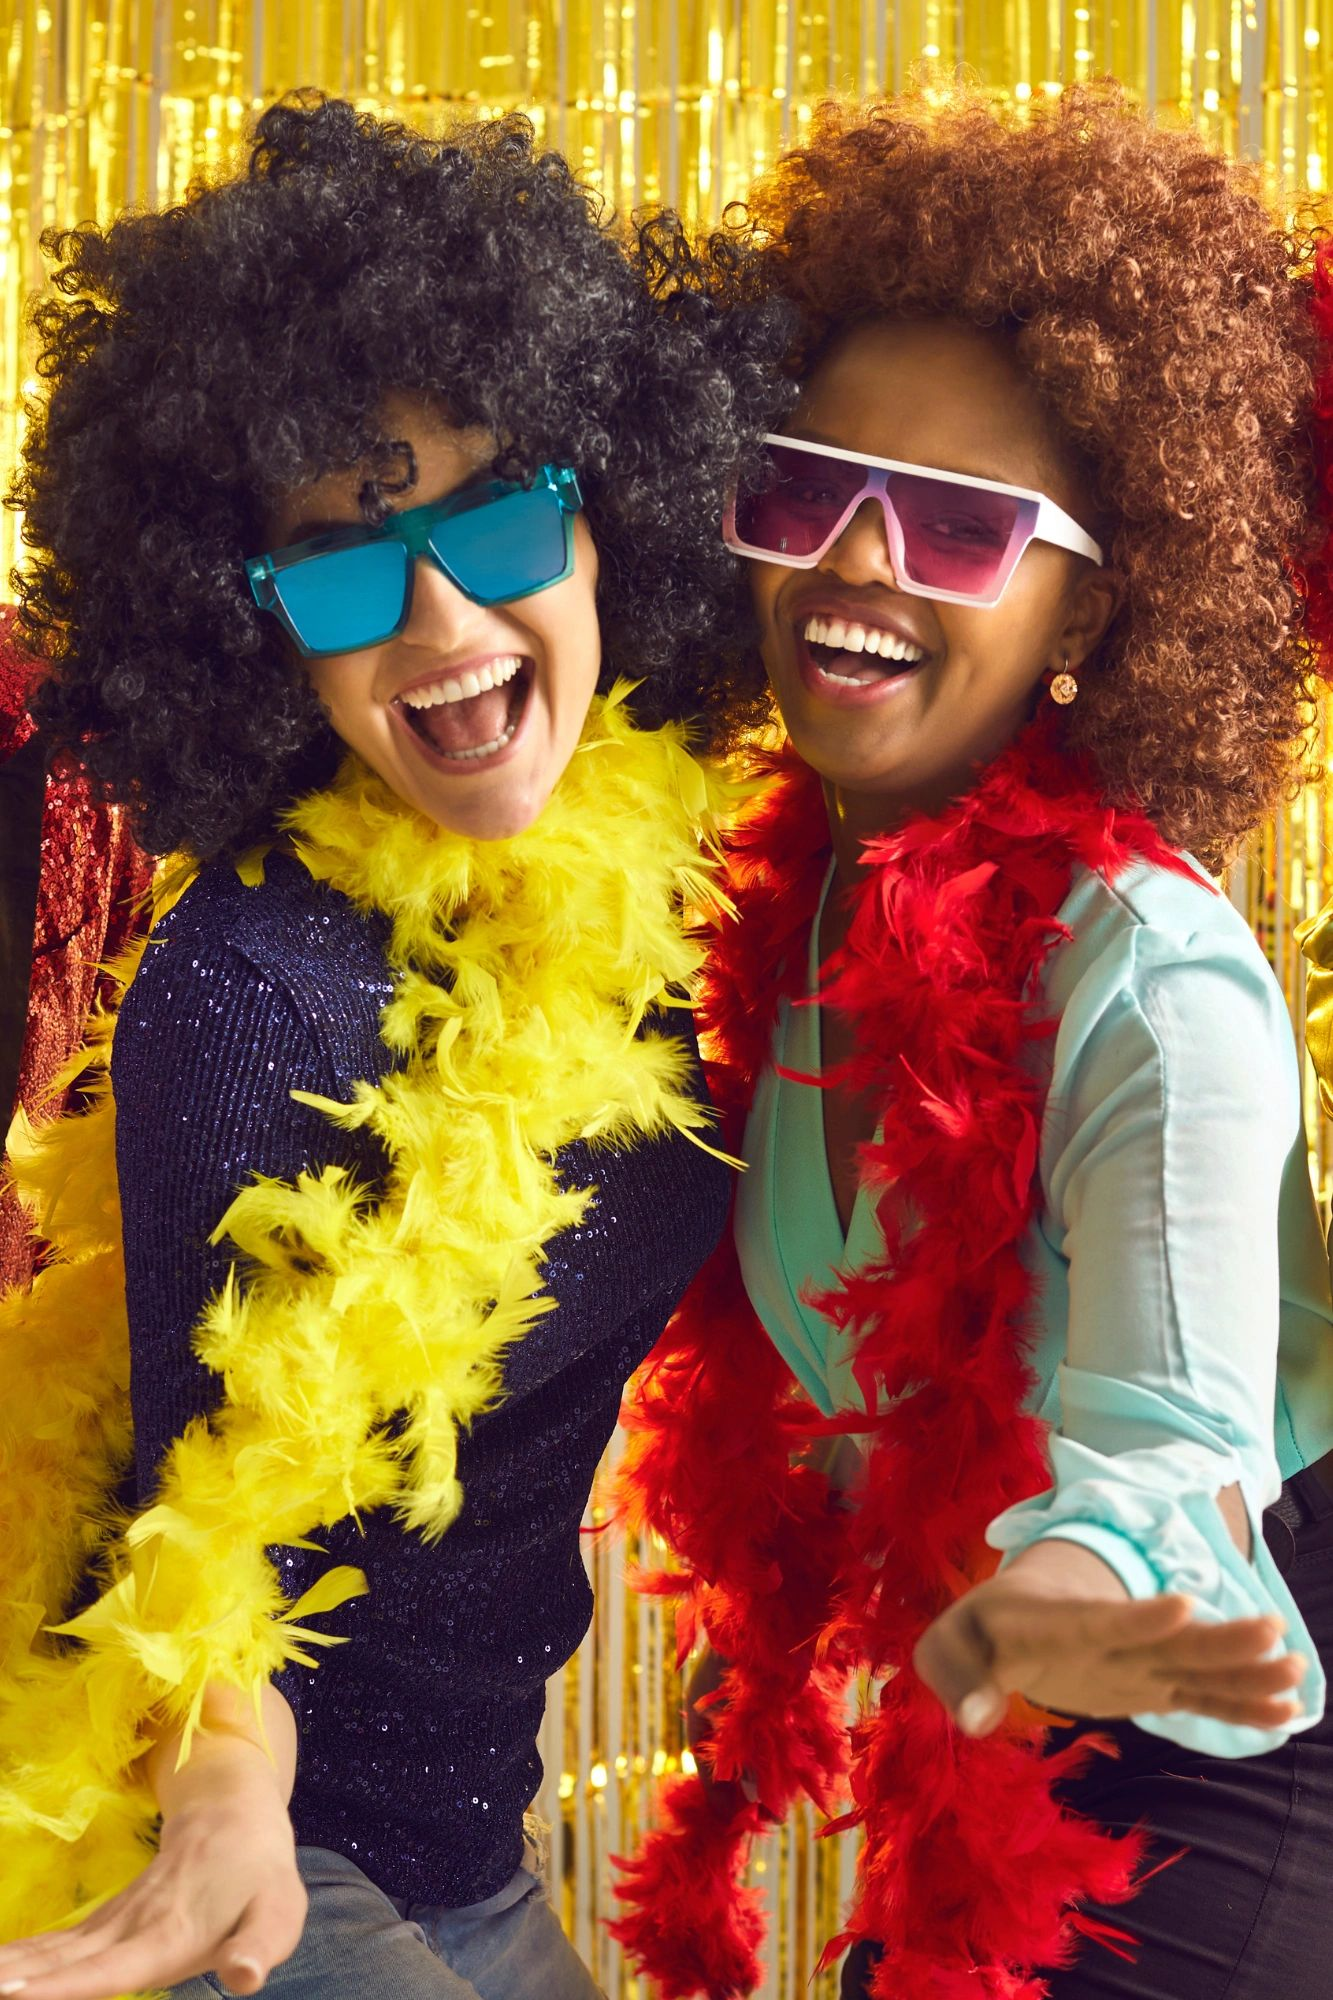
[112, 853, 730, 1907]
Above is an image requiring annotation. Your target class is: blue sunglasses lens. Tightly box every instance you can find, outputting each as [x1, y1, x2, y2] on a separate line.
[271, 538, 411, 656]
[429, 485, 571, 604]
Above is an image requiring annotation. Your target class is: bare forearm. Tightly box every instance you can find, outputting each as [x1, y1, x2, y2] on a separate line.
[145, 1680, 298, 1817]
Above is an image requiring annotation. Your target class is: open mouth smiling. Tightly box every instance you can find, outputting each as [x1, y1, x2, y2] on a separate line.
[790, 602, 933, 704]
[394, 653, 536, 765]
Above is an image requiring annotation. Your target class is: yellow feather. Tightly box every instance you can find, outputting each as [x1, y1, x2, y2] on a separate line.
[0, 696, 730, 1971]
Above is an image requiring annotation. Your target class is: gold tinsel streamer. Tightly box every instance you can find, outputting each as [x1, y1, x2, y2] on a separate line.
[1, 5, 1332, 1995]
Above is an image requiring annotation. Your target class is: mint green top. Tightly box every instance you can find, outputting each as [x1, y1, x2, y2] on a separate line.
[735, 856, 1333, 1759]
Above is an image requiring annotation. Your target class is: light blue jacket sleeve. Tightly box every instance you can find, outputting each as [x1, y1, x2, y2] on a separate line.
[986, 910, 1326, 1758]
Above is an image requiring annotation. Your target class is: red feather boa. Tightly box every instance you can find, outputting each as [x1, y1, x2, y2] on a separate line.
[612, 717, 1198, 1999]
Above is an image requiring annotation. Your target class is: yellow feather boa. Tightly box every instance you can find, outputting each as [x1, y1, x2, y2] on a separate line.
[0, 686, 724, 1957]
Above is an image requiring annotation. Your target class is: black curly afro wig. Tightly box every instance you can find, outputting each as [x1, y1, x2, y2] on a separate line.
[12, 95, 793, 858]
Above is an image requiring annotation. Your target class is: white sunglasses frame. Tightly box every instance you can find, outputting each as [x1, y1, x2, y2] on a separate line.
[724, 433, 1105, 609]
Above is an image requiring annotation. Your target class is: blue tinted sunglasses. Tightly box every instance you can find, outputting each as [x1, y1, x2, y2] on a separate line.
[245, 464, 583, 659]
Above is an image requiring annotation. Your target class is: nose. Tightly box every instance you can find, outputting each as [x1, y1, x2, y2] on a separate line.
[818, 495, 902, 591]
[400, 550, 487, 649]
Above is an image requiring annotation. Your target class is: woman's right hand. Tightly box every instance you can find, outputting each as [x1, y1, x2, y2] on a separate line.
[914, 1538, 1307, 1740]
[0, 1700, 306, 2000]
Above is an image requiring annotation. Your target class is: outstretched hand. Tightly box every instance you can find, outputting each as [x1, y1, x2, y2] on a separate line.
[913, 1538, 1306, 1739]
[0, 1749, 305, 2000]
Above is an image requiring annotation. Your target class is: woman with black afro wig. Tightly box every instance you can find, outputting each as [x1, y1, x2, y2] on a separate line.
[16, 93, 783, 857]
[0, 94, 791, 2000]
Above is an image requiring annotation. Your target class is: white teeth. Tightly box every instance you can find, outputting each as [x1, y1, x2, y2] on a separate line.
[800, 615, 924, 665]
[400, 655, 523, 709]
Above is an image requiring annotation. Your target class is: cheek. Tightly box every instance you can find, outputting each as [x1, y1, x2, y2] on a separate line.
[305, 658, 378, 749]
[576, 543, 603, 674]
[750, 567, 780, 624]
[547, 521, 602, 689]
[939, 592, 1053, 692]
[937, 607, 990, 663]
[748, 568, 784, 660]
[504, 531, 603, 726]
[573, 514, 598, 585]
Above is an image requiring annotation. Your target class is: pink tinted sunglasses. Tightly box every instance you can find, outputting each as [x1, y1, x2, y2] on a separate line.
[724, 434, 1104, 609]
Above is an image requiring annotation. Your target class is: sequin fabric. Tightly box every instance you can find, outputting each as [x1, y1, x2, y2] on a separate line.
[112, 851, 730, 1907]
[0, 614, 152, 1293]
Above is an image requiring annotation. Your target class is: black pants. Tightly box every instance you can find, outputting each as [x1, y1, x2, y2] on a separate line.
[841, 1469, 1333, 2000]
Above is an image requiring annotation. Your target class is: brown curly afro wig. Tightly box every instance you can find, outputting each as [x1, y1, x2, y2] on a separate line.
[731, 82, 1331, 869]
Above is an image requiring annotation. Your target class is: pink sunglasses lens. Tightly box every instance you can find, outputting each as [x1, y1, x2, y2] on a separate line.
[889, 473, 1037, 599]
[733, 442, 867, 558]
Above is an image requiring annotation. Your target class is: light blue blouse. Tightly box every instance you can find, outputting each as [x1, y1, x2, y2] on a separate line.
[735, 854, 1333, 1759]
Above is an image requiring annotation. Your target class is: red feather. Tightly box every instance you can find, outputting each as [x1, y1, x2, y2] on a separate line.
[609, 1777, 769, 2000]
[612, 716, 1201, 1996]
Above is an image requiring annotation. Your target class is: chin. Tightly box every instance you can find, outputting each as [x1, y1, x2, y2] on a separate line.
[781, 721, 900, 793]
[419, 777, 551, 843]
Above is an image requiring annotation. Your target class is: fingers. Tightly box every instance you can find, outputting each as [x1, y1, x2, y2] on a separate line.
[1113, 1614, 1284, 1673]
[217, 1880, 308, 1994]
[0, 1874, 307, 2000]
[0, 1899, 125, 1965]
[1151, 1650, 1307, 1730]
[0, 1926, 197, 2000]
[218, 1965, 266, 1999]
[1112, 1615, 1307, 1725]
[1165, 1652, 1305, 1703]
[0, 1927, 261, 2000]
[1147, 1689, 1304, 1732]
[0, 1915, 126, 1990]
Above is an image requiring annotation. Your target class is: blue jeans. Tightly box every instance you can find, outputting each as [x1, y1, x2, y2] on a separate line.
[172, 1843, 602, 2000]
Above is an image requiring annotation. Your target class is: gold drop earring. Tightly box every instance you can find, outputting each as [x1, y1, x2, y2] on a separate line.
[1049, 656, 1079, 706]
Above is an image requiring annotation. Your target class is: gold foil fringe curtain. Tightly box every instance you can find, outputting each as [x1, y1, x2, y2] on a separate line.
[3, 0, 1333, 591]
[3, 5, 1333, 1996]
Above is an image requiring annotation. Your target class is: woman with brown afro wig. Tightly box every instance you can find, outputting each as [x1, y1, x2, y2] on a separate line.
[613, 84, 1333, 2000]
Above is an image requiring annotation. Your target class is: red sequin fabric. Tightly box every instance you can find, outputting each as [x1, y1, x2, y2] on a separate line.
[0, 612, 152, 1292]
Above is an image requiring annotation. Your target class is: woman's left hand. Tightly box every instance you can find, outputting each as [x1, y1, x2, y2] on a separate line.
[913, 1538, 1307, 1738]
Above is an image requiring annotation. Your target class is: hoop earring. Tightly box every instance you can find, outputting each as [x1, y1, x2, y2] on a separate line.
[1049, 658, 1079, 706]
